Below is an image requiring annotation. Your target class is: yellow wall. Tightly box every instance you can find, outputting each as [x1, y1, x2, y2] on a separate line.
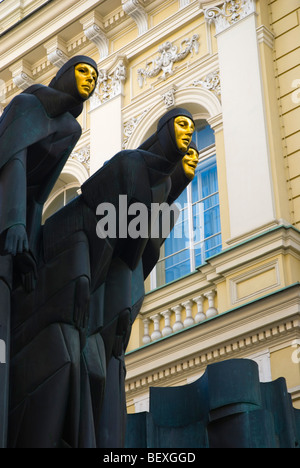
[270, 1, 300, 228]
[270, 344, 300, 409]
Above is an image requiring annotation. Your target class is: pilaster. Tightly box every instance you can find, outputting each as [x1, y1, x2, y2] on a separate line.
[89, 56, 128, 174]
[203, 0, 277, 243]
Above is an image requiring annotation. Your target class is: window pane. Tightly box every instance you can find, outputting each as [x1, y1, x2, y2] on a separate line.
[194, 233, 222, 268]
[165, 208, 189, 257]
[192, 122, 215, 152]
[154, 122, 221, 289]
[156, 249, 191, 287]
[42, 192, 64, 223]
[192, 158, 218, 203]
[66, 187, 79, 204]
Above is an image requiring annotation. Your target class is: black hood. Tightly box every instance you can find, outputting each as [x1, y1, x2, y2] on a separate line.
[22, 55, 98, 118]
[139, 107, 195, 163]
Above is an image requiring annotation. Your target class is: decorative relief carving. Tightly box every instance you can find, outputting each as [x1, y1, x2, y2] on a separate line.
[90, 57, 128, 110]
[137, 34, 200, 88]
[70, 145, 90, 168]
[204, 0, 256, 34]
[161, 86, 177, 108]
[193, 70, 221, 99]
[123, 108, 149, 148]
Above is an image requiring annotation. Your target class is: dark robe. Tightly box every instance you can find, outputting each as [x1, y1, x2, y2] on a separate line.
[0, 56, 98, 447]
[7, 107, 195, 448]
[0, 55, 98, 258]
[88, 108, 196, 448]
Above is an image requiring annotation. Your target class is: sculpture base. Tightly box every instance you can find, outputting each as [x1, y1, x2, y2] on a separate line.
[125, 359, 300, 449]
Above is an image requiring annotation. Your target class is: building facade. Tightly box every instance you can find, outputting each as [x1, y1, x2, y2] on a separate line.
[0, 0, 299, 414]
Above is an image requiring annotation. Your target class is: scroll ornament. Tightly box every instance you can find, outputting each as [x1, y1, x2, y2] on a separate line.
[137, 34, 200, 88]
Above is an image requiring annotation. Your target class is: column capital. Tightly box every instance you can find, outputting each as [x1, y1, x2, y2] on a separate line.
[202, 0, 257, 34]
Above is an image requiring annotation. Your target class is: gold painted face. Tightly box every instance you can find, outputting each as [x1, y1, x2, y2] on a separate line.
[75, 63, 98, 99]
[182, 147, 199, 180]
[174, 116, 195, 152]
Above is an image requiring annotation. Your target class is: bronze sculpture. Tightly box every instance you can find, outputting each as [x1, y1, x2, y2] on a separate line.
[0, 42, 197, 449]
[6, 104, 197, 447]
[0, 56, 98, 447]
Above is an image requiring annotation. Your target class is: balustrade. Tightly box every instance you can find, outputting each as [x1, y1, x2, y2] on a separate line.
[141, 290, 219, 345]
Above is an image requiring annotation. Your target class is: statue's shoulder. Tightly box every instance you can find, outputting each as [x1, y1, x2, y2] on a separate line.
[0, 93, 42, 125]
[114, 149, 147, 164]
[8, 92, 41, 110]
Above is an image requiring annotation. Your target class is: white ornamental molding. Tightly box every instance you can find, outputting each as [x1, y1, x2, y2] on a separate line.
[180, 0, 191, 8]
[193, 70, 221, 100]
[137, 34, 200, 88]
[13, 72, 34, 91]
[47, 49, 69, 68]
[161, 85, 177, 108]
[80, 11, 109, 60]
[84, 24, 109, 60]
[70, 145, 91, 168]
[44, 37, 69, 68]
[10, 60, 35, 91]
[204, 0, 256, 34]
[122, 0, 148, 36]
[90, 57, 128, 111]
[123, 107, 150, 148]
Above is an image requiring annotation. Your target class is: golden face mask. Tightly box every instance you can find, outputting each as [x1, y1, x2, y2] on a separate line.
[75, 63, 98, 99]
[174, 116, 195, 152]
[182, 147, 199, 180]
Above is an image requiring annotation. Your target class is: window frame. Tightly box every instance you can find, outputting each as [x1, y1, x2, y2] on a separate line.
[42, 182, 81, 224]
[150, 137, 221, 291]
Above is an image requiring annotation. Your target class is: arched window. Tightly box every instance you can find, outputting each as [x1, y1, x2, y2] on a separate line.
[42, 175, 81, 224]
[152, 120, 222, 289]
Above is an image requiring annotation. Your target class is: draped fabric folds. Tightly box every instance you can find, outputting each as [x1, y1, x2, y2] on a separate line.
[7, 107, 196, 447]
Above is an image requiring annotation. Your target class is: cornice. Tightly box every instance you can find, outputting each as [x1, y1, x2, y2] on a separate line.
[0, 0, 101, 70]
[125, 284, 300, 397]
[97, 0, 203, 69]
[0, 0, 203, 103]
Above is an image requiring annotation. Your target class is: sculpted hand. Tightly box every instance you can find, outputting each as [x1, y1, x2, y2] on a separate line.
[5, 226, 37, 292]
[14, 251, 38, 293]
[5, 225, 29, 256]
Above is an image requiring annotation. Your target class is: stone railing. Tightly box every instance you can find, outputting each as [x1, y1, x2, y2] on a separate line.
[141, 290, 218, 345]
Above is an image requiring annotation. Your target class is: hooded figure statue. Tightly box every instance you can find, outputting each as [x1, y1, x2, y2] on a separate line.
[7, 107, 197, 448]
[77, 107, 197, 448]
[0, 56, 98, 447]
[0, 55, 98, 267]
